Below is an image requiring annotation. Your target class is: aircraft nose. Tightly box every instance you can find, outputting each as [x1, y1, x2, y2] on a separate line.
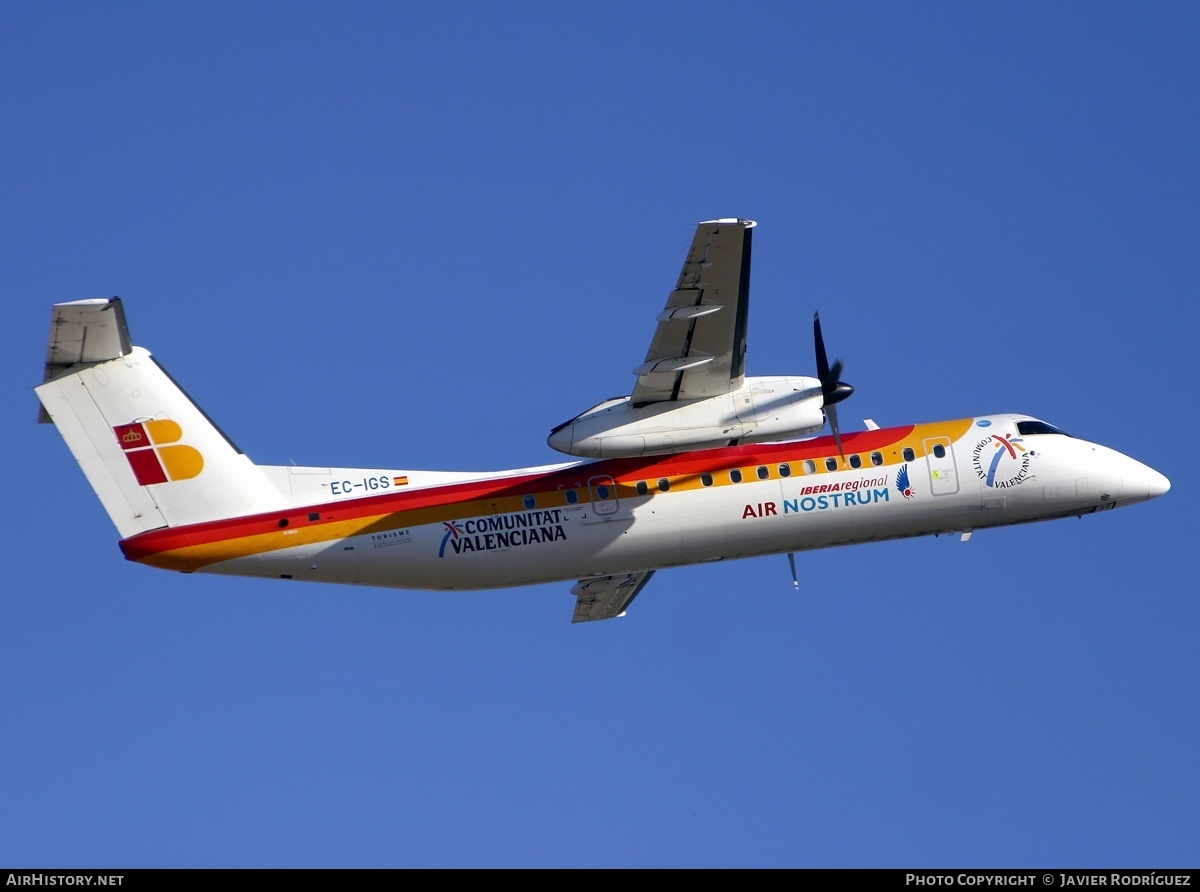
[1145, 467, 1171, 499]
[1125, 460, 1170, 502]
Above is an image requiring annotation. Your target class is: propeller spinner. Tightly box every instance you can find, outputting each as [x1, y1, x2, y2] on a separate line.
[813, 312, 854, 457]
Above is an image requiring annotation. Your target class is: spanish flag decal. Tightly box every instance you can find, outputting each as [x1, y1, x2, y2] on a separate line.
[114, 419, 204, 485]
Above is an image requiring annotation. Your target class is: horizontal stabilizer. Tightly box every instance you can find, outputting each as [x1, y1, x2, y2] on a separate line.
[39, 298, 132, 422]
[42, 297, 131, 379]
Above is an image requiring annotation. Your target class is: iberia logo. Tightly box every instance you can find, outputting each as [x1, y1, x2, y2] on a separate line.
[113, 419, 204, 485]
[971, 433, 1031, 489]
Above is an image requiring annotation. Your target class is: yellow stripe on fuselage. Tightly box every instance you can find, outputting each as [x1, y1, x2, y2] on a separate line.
[134, 417, 977, 571]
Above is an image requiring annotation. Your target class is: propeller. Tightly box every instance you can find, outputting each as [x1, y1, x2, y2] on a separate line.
[813, 312, 854, 458]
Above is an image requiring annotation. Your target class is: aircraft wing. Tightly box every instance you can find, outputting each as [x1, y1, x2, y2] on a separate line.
[630, 218, 755, 406]
[570, 570, 655, 623]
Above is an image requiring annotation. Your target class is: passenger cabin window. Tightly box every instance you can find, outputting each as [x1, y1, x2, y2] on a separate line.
[825, 457, 838, 471]
[701, 473, 713, 487]
[657, 478, 670, 492]
[849, 454, 862, 469]
[903, 447, 915, 462]
[595, 485, 610, 500]
[635, 481, 648, 496]
[757, 466, 769, 480]
[803, 460, 816, 475]
[730, 469, 743, 483]
[1016, 420, 1070, 436]
[523, 495, 536, 509]
[870, 452, 883, 466]
[565, 489, 578, 504]
[933, 444, 946, 458]
[779, 463, 791, 478]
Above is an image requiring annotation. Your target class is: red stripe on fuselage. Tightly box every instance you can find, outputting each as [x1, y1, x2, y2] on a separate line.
[119, 424, 917, 562]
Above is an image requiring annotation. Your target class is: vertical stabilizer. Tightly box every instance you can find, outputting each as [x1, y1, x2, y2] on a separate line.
[35, 299, 288, 538]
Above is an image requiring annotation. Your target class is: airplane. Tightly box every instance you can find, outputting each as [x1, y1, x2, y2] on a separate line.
[35, 218, 1170, 623]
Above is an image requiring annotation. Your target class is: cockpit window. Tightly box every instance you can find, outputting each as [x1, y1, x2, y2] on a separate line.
[1016, 420, 1070, 437]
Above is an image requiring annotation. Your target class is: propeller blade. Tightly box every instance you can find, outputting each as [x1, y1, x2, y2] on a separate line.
[813, 312, 831, 384]
[816, 309, 854, 461]
[827, 402, 845, 459]
[813, 311, 854, 458]
[814, 312, 851, 401]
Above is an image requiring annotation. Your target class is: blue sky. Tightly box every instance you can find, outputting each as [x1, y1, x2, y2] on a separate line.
[2, 2, 1197, 868]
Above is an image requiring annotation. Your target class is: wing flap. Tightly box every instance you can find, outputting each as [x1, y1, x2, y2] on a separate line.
[631, 219, 754, 405]
[632, 353, 715, 376]
[656, 302, 723, 322]
[570, 570, 655, 623]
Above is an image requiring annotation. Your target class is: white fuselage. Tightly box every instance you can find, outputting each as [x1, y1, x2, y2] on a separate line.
[143, 414, 1166, 592]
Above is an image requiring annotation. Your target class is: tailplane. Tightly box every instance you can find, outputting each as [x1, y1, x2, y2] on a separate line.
[36, 298, 288, 537]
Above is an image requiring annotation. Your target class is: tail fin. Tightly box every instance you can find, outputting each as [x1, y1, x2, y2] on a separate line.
[36, 298, 288, 537]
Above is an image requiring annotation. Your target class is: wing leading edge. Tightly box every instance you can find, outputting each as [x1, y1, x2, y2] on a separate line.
[630, 218, 755, 406]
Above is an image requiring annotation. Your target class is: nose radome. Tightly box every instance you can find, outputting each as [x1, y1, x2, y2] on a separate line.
[1145, 467, 1171, 499]
[1125, 459, 1170, 502]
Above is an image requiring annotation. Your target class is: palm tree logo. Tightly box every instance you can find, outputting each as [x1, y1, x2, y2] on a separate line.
[983, 433, 1026, 486]
[439, 521, 465, 557]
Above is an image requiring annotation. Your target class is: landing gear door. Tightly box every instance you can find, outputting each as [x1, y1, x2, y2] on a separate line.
[588, 475, 619, 516]
[923, 436, 959, 496]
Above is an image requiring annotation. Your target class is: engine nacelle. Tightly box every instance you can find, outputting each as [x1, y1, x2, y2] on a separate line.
[547, 376, 827, 458]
